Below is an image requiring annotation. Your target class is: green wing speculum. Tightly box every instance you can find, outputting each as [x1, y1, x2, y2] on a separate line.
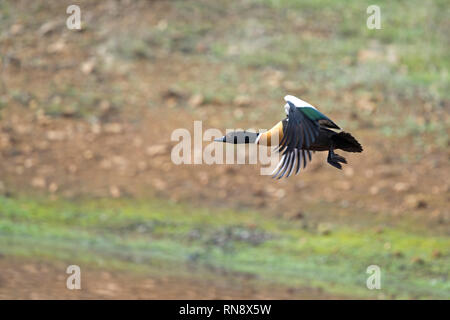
[299, 107, 340, 130]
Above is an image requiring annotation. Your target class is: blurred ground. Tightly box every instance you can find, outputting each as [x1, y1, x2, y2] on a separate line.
[0, 0, 448, 299]
[0, 257, 341, 299]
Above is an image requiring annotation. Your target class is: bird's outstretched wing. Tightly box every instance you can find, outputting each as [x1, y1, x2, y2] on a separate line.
[272, 147, 312, 179]
[272, 102, 320, 179]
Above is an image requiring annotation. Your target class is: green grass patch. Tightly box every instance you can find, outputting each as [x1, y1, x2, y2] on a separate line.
[0, 196, 448, 299]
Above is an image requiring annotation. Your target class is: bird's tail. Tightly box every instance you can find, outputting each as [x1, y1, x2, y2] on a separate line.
[333, 132, 363, 153]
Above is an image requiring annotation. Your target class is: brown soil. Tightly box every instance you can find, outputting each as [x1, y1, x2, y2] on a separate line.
[0, 0, 448, 300]
[1, 1, 448, 225]
[0, 257, 341, 300]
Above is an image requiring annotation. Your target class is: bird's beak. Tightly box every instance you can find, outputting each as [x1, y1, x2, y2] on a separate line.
[214, 136, 225, 142]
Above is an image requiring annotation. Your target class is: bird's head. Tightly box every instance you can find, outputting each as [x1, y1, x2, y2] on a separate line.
[214, 131, 258, 144]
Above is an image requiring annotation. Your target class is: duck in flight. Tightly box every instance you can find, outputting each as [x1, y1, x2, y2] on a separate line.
[215, 95, 363, 179]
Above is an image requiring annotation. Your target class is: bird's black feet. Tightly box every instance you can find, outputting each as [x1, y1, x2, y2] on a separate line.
[327, 149, 347, 170]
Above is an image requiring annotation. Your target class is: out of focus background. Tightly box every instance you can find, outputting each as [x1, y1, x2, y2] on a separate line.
[0, 0, 448, 299]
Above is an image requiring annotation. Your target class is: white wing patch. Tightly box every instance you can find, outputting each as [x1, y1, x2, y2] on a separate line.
[284, 95, 318, 110]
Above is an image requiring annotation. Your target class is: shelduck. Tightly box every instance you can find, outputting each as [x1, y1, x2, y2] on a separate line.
[215, 95, 363, 179]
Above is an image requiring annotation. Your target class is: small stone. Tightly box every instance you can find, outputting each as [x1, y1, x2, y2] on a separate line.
[47, 40, 66, 53]
[166, 97, 177, 108]
[394, 182, 410, 192]
[156, 19, 168, 31]
[61, 106, 77, 117]
[99, 100, 110, 112]
[103, 123, 123, 134]
[10, 24, 23, 35]
[233, 95, 251, 107]
[109, 185, 121, 198]
[24, 158, 34, 169]
[100, 159, 113, 170]
[48, 182, 58, 193]
[357, 49, 383, 63]
[0, 134, 10, 149]
[83, 150, 93, 160]
[81, 59, 96, 74]
[369, 185, 379, 195]
[152, 178, 167, 191]
[344, 167, 354, 177]
[188, 94, 204, 107]
[38, 20, 61, 36]
[31, 177, 46, 188]
[46, 130, 66, 141]
[146, 144, 168, 157]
